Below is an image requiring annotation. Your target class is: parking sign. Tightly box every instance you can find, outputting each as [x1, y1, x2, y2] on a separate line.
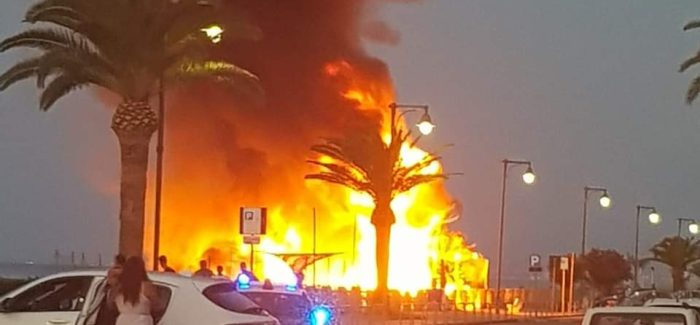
[240, 207, 267, 235]
[529, 254, 542, 272]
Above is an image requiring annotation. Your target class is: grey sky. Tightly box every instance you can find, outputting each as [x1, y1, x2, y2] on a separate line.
[1, 1, 700, 284]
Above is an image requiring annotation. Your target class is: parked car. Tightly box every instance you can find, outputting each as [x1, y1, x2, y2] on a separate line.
[0, 270, 279, 325]
[583, 306, 699, 325]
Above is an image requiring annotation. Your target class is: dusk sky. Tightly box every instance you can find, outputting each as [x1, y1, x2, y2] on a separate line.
[1, 1, 700, 284]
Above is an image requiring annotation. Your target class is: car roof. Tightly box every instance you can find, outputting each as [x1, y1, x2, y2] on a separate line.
[647, 298, 700, 308]
[588, 306, 697, 315]
[34, 270, 230, 289]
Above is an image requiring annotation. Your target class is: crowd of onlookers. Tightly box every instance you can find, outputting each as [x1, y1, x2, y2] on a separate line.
[95, 254, 258, 325]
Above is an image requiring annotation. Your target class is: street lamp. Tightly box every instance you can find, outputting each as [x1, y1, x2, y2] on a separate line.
[388, 103, 435, 136]
[581, 186, 611, 254]
[153, 0, 219, 271]
[416, 112, 435, 135]
[201, 25, 224, 43]
[648, 212, 661, 224]
[691, 223, 700, 235]
[522, 166, 536, 184]
[677, 218, 699, 236]
[495, 159, 535, 309]
[635, 205, 659, 287]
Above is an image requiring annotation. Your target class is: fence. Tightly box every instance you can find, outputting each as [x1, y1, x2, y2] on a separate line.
[307, 287, 578, 325]
[52, 250, 107, 267]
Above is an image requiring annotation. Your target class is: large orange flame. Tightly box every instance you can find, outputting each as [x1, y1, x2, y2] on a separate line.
[149, 59, 487, 302]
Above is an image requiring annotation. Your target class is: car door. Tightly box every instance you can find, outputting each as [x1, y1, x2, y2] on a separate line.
[0, 276, 94, 325]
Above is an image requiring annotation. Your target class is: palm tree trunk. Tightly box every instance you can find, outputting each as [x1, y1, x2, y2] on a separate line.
[371, 200, 395, 307]
[111, 101, 157, 257]
[672, 268, 685, 291]
[375, 222, 391, 296]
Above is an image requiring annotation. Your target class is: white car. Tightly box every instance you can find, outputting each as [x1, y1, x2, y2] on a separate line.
[0, 270, 279, 325]
[583, 306, 700, 325]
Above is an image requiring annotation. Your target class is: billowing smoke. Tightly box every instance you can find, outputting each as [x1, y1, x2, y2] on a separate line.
[149, 2, 485, 294]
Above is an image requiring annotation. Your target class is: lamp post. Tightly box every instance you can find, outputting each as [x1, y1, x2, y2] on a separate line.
[635, 205, 660, 287]
[496, 159, 536, 308]
[387, 103, 435, 138]
[676, 218, 699, 237]
[581, 186, 611, 254]
[153, 0, 220, 270]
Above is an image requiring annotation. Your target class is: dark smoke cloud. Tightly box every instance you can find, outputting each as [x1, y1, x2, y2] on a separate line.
[362, 20, 401, 45]
[159, 0, 410, 264]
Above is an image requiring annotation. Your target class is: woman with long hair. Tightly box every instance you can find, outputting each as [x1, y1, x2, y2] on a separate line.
[110, 256, 160, 325]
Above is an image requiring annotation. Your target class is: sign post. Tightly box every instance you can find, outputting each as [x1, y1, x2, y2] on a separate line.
[529, 254, 542, 314]
[240, 207, 267, 273]
[560, 256, 569, 313]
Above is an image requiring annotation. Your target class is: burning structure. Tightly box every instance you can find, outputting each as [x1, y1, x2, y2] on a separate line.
[146, 0, 488, 302]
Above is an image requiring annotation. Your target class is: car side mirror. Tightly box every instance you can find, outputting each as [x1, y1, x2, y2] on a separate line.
[0, 298, 14, 312]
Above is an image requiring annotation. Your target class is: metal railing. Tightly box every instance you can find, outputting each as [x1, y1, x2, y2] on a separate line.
[306, 287, 580, 324]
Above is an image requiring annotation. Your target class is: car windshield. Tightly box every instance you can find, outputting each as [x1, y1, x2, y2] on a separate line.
[591, 313, 687, 325]
[241, 292, 310, 317]
[202, 283, 263, 315]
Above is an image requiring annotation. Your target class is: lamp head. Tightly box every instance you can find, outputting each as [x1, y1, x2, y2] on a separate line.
[599, 193, 612, 208]
[648, 211, 661, 224]
[522, 166, 536, 185]
[416, 112, 435, 135]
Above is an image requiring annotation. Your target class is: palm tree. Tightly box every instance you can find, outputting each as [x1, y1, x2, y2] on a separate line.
[644, 236, 700, 291]
[305, 123, 448, 298]
[0, 0, 258, 257]
[680, 20, 700, 104]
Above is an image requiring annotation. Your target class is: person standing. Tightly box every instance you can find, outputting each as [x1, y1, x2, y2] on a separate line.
[216, 265, 224, 277]
[110, 257, 162, 325]
[94, 254, 126, 325]
[193, 260, 214, 278]
[107, 254, 126, 287]
[158, 255, 176, 273]
[239, 262, 259, 281]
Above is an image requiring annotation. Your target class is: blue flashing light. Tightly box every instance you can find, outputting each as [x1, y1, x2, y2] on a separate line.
[237, 273, 251, 289]
[285, 284, 297, 292]
[309, 306, 332, 325]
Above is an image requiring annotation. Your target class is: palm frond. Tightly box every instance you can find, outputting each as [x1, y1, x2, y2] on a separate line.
[394, 155, 442, 180]
[39, 73, 88, 111]
[34, 47, 116, 89]
[25, 0, 83, 20]
[686, 75, 700, 104]
[0, 57, 42, 90]
[172, 60, 258, 81]
[310, 143, 371, 181]
[305, 173, 375, 197]
[168, 59, 263, 102]
[680, 52, 700, 72]
[0, 28, 90, 53]
[25, 5, 82, 27]
[306, 160, 367, 184]
[394, 174, 447, 194]
[684, 20, 700, 31]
